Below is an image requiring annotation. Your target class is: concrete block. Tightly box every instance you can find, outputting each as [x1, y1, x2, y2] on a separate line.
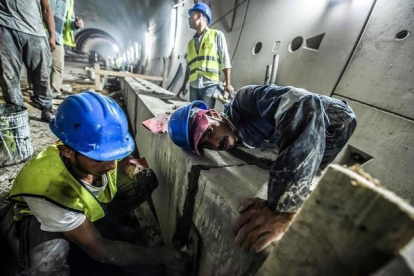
[256, 165, 414, 276]
[125, 78, 248, 245]
[194, 165, 269, 275]
[334, 96, 414, 205]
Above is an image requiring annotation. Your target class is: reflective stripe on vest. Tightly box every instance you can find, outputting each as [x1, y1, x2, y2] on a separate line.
[9, 143, 118, 222]
[63, 0, 76, 47]
[187, 29, 220, 83]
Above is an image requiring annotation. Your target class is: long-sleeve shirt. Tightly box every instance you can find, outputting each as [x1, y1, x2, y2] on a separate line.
[224, 85, 357, 212]
[189, 27, 232, 89]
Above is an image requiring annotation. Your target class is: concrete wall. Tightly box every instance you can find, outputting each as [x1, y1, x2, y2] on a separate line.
[332, 0, 414, 204]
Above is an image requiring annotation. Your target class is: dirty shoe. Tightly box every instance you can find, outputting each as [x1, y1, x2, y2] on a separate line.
[41, 108, 55, 123]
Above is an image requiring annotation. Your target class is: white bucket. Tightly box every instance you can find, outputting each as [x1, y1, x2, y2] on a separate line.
[0, 105, 34, 167]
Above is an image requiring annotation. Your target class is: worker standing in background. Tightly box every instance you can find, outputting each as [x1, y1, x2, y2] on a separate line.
[6, 92, 187, 275]
[178, 2, 233, 109]
[0, 0, 55, 122]
[49, 0, 84, 99]
[168, 84, 357, 253]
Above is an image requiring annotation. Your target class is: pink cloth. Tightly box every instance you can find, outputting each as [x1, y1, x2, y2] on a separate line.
[191, 110, 209, 155]
[142, 115, 171, 134]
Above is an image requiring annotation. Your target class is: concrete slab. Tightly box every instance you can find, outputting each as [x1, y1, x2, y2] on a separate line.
[125, 78, 249, 245]
[194, 165, 269, 275]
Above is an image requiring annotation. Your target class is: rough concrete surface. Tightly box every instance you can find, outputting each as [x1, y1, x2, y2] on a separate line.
[335, 96, 414, 205]
[124, 78, 249, 245]
[194, 165, 269, 276]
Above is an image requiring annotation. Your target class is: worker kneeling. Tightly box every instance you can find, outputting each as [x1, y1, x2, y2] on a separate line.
[7, 91, 184, 275]
[168, 84, 357, 253]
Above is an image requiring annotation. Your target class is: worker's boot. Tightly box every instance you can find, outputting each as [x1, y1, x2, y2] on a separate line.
[41, 108, 55, 123]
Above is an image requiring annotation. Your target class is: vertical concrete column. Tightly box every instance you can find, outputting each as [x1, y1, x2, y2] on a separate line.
[256, 165, 414, 275]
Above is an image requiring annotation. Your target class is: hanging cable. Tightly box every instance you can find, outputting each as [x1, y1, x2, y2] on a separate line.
[231, 0, 250, 63]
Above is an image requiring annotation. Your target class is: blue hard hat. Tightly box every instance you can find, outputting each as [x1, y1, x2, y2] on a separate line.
[168, 101, 207, 152]
[49, 91, 135, 161]
[188, 2, 212, 24]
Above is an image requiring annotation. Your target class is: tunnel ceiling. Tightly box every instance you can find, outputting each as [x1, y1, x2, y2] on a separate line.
[73, 0, 157, 57]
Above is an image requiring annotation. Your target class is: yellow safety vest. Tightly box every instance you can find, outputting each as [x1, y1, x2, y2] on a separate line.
[187, 29, 220, 83]
[63, 0, 76, 47]
[9, 143, 118, 222]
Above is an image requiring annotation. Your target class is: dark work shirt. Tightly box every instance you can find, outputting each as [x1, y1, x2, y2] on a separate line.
[224, 85, 357, 212]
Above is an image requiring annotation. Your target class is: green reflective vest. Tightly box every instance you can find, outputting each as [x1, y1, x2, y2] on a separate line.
[187, 29, 220, 83]
[9, 143, 118, 222]
[63, 0, 76, 47]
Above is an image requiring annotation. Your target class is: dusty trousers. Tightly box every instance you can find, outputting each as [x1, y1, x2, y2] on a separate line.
[0, 25, 52, 109]
[50, 44, 64, 96]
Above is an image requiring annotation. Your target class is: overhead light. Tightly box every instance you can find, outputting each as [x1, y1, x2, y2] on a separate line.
[170, 8, 178, 52]
[145, 31, 151, 59]
[135, 42, 139, 59]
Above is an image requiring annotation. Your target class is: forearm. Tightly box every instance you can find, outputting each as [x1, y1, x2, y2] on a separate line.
[223, 68, 231, 86]
[268, 95, 326, 212]
[95, 239, 163, 266]
[41, 1, 55, 39]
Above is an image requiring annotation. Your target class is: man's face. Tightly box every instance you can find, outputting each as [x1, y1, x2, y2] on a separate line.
[188, 11, 201, 29]
[59, 146, 116, 177]
[198, 115, 238, 152]
[73, 153, 116, 177]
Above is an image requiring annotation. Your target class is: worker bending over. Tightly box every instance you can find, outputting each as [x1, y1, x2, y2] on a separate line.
[7, 91, 185, 275]
[168, 84, 357, 252]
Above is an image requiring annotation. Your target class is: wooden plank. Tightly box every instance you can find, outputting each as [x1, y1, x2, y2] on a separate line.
[95, 68, 163, 82]
[256, 165, 414, 276]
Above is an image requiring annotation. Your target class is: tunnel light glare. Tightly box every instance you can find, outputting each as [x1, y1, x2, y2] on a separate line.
[301, 0, 328, 14]
[127, 50, 132, 62]
[130, 46, 134, 61]
[122, 53, 126, 62]
[135, 42, 139, 60]
[170, 8, 177, 51]
[145, 31, 151, 59]
[112, 45, 120, 53]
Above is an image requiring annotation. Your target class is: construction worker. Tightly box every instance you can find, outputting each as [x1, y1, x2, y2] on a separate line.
[6, 92, 185, 274]
[168, 84, 357, 253]
[0, 0, 55, 122]
[178, 2, 233, 109]
[49, 0, 84, 99]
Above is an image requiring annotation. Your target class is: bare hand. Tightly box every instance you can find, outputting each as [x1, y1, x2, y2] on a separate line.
[232, 197, 295, 253]
[48, 37, 56, 51]
[134, 168, 159, 193]
[225, 84, 234, 94]
[75, 17, 84, 29]
[162, 244, 191, 276]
